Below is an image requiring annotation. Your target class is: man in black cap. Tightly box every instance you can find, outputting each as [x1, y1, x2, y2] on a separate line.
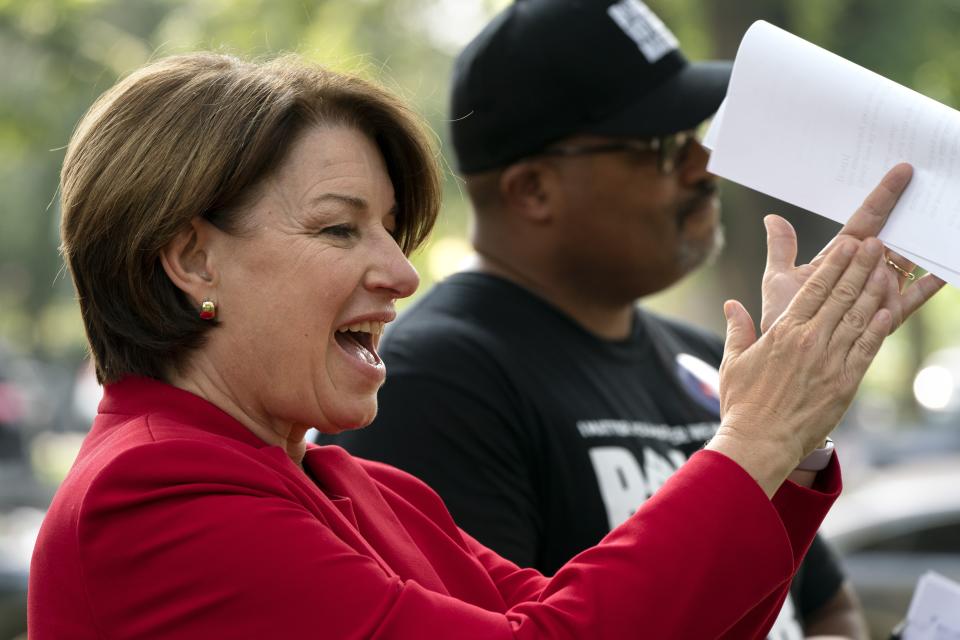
[335, 1, 872, 637]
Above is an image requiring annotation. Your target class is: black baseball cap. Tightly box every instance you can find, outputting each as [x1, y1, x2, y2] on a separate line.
[450, 0, 732, 173]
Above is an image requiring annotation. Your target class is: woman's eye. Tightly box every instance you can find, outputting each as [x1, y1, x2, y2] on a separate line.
[320, 224, 358, 239]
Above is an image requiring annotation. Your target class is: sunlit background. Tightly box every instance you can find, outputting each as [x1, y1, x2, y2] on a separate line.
[2, 1, 960, 638]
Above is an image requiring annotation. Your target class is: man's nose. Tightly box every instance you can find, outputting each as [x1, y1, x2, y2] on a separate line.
[678, 139, 715, 186]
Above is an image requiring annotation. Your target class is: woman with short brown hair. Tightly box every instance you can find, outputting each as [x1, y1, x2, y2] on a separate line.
[61, 52, 439, 384]
[29, 52, 918, 639]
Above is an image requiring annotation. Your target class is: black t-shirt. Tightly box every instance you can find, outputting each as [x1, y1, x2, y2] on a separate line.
[330, 272, 844, 633]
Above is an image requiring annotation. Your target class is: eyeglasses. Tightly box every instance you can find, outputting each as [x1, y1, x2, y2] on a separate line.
[538, 130, 697, 175]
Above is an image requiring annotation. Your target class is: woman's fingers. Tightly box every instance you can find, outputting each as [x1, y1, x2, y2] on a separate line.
[845, 307, 893, 379]
[722, 300, 757, 361]
[835, 163, 913, 240]
[811, 238, 885, 336]
[764, 214, 798, 274]
[882, 247, 918, 293]
[808, 164, 913, 268]
[781, 238, 860, 324]
[883, 246, 917, 274]
[826, 259, 888, 355]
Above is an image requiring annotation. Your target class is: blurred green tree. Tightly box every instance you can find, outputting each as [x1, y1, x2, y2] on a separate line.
[0, 0, 508, 358]
[1, 0, 958, 422]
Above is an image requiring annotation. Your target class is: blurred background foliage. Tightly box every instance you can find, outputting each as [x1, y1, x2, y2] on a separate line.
[1, 0, 960, 425]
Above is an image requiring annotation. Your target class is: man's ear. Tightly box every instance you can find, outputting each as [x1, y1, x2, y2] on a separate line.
[498, 160, 558, 224]
[159, 217, 218, 306]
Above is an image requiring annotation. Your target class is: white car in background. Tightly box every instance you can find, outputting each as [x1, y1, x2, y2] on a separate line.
[821, 455, 960, 639]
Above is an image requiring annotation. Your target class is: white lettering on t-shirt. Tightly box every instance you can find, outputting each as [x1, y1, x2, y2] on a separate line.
[576, 419, 719, 445]
[642, 447, 676, 495]
[587, 445, 689, 529]
[588, 447, 649, 530]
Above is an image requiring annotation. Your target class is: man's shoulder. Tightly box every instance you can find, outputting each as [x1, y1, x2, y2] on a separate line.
[385, 272, 553, 361]
[389, 275, 494, 338]
[639, 307, 724, 355]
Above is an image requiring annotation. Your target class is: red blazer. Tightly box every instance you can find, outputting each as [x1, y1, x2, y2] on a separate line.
[29, 376, 839, 639]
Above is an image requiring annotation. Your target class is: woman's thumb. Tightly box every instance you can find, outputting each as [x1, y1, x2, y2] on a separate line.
[723, 300, 757, 359]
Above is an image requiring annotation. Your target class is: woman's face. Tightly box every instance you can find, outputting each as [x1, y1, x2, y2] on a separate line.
[204, 126, 420, 434]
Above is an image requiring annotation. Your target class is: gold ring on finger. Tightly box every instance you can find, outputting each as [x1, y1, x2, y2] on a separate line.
[885, 257, 916, 281]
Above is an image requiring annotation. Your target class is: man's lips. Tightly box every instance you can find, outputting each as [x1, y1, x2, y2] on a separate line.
[677, 183, 720, 225]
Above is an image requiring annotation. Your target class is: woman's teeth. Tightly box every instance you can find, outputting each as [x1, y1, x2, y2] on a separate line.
[337, 321, 385, 335]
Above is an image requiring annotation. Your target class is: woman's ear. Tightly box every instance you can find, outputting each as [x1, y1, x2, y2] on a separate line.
[159, 217, 218, 306]
[498, 160, 557, 224]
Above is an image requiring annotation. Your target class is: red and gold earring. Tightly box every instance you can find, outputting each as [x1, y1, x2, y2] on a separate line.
[199, 299, 217, 320]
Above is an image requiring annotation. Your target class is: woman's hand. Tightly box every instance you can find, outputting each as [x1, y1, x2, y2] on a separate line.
[760, 163, 945, 334]
[707, 237, 891, 497]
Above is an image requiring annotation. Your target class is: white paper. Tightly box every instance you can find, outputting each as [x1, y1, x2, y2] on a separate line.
[888, 243, 960, 284]
[702, 99, 725, 151]
[902, 571, 960, 639]
[707, 20, 960, 288]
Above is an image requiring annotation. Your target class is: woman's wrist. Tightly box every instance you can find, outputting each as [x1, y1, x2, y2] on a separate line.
[787, 438, 835, 488]
[787, 467, 818, 488]
[795, 437, 835, 471]
[705, 425, 803, 498]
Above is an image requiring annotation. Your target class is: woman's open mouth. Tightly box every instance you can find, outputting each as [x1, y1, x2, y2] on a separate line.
[334, 321, 384, 366]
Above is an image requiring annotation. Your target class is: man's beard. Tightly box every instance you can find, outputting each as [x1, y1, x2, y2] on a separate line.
[678, 222, 725, 272]
[676, 181, 724, 272]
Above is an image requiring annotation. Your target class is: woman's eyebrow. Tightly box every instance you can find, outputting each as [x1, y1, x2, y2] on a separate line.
[308, 193, 399, 219]
[307, 193, 368, 210]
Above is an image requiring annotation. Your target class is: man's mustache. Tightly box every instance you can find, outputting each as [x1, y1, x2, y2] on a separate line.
[677, 181, 720, 223]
